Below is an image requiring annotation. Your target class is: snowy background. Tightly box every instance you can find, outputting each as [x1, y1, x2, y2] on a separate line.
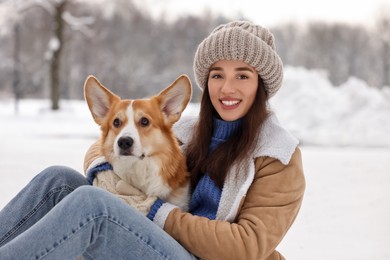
[1, 66, 390, 259]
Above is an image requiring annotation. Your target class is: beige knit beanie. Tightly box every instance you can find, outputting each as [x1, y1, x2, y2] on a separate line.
[194, 20, 283, 98]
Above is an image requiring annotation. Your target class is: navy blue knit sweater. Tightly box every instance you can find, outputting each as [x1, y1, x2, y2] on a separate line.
[148, 117, 242, 220]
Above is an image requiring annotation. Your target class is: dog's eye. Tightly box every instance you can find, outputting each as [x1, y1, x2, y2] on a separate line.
[113, 118, 121, 128]
[139, 117, 149, 127]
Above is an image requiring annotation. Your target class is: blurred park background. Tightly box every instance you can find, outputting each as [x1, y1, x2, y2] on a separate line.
[0, 0, 389, 110]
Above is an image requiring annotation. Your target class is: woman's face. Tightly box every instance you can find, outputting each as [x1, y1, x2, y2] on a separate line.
[207, 60, 259, 121]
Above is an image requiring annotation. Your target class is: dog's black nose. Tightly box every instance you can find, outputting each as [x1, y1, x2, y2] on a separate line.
[117, 136, 134, 151]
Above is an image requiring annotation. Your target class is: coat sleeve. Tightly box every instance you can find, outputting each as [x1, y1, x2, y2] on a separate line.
[83, 139, 103, 174]
[162, 147, 305, 260]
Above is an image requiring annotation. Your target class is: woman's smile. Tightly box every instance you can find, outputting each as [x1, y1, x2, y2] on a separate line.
[220, 98, 241, 109]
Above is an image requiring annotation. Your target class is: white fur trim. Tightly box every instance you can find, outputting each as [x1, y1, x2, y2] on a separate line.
[217, 160, 255, 222]
[254, 112, 299, 165]
[173, 116, 197, 145]
[86, 156, 107, 173]
[153, 203, 178, 229]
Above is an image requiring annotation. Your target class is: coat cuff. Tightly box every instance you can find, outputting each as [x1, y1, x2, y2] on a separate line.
[85, 156, 107, 174]
[147, 198, 165, 221]
[86, 160, 112, 184]
[151, 202, 179, 229]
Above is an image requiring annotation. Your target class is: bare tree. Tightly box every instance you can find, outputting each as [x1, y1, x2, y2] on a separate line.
[12, 23, 21, 113]
[15, 0, 93, 110]
[50, 0, 66, 110]
[375, 8, 390, 87]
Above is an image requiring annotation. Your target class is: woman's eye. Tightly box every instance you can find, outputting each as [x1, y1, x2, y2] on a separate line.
[210, 74, 222, 79]
[113, 118, 121, 128]
[139, 117, 149, 127]
[238, 74, 249, 80]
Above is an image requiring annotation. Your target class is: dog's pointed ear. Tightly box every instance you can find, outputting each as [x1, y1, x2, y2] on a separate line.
[158, 74, 192, 125]
[84, 75, 120, 125]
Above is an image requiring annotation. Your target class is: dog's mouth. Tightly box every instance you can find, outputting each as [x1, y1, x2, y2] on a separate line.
[119, 150, 133, 156]
[119, 151, 146, 159]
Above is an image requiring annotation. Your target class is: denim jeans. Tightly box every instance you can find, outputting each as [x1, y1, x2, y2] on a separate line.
[0, 166, 196, 259]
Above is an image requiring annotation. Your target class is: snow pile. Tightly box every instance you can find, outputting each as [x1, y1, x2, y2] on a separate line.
[271, 66, 390, 147]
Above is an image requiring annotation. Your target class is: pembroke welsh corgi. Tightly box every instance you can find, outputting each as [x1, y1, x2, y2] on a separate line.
[84, 75, 191, 210]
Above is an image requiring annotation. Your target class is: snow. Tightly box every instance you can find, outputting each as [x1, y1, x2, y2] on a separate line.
[278, 146, 390, 259]
[1, 66, 390, 259]
[45, 37, 60, 60]
[271, 66, 390, 147]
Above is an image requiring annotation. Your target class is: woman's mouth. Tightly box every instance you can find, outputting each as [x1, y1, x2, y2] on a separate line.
[220, 99, 241, 109]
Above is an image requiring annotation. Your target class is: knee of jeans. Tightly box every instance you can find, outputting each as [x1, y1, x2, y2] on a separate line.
[36, 165, 89, 188]
[69, 186, 114, 212]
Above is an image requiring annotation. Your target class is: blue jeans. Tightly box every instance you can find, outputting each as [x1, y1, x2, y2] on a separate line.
[0, 166, 196, 259]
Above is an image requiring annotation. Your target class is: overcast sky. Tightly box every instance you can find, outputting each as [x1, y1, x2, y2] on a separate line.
[134, 0, 389, 27]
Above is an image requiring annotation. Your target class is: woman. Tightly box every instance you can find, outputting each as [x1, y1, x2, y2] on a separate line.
[0, 20, 305, 260]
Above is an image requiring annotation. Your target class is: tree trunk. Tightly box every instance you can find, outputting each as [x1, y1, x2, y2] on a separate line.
[13, 23, 21, 114]
[50, 1, 66, 110]
[383, 42, 390, 87]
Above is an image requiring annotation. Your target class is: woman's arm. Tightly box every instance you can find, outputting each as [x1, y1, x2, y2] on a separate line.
[83, 139, 102, 174]
[163, 148, 305, 260]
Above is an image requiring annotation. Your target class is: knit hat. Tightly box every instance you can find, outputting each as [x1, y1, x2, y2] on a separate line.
[194, 20, 284, 98]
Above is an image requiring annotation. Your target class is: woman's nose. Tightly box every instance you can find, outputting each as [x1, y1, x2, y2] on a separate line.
[221, 79, 236, 94]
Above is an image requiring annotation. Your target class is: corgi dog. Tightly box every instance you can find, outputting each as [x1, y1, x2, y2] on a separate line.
[84, 75, 191, 210]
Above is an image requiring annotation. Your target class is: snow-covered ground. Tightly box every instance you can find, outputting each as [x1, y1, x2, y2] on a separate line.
[1, 66, 389, 259]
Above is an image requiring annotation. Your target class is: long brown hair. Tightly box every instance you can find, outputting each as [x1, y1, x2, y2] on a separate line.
[186, 76, 269, 190]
